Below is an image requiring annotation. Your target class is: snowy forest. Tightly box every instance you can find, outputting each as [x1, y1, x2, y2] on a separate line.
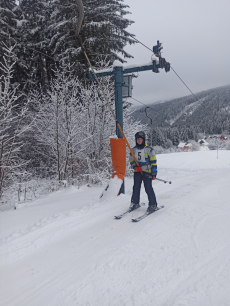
[0, 0, 149, 201]
[1, 0, 230, 201]
[0, 0, 136, 91]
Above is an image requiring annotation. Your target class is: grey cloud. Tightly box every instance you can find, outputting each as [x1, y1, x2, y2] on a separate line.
[124, 0, 230, 105]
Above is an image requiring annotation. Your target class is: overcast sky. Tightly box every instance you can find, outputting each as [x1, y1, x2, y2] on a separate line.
[123, 0, 230, 106]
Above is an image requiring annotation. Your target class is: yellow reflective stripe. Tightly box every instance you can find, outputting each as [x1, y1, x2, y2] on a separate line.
[151, 155, 157, 167]
[150, 155, 156, 161]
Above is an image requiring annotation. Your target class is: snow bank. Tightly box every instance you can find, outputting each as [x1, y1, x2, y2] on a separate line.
[99, 176, 123, 201]
[109, 135, 118, 139]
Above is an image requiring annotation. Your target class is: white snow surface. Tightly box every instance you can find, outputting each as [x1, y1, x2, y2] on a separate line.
[109, 135, 118, 139]
[1, 150, 230, 306]
[99, 176, 123, 201]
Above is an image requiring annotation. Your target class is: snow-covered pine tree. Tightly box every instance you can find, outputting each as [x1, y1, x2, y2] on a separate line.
[0, 0, 17, 74]
[0, 44, 31, 197]
[83, 0, 135, 62]
[180, 127, 189, 142]
[48, 0, 135, 77]
[152, 127, 166, 147]
[15, 0, 53, 92]
[171, 128, 180, 146]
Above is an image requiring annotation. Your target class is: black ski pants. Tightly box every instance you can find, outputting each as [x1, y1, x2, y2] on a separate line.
[131, 172, 157, 207]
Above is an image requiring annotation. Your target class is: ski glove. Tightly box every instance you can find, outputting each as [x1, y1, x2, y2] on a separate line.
[130, 161, 136, 170]
[152, 176, 156, 181]
[135, 166, 142, 172]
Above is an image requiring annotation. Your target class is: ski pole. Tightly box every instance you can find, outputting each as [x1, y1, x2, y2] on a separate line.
[156, 178, 172, 184]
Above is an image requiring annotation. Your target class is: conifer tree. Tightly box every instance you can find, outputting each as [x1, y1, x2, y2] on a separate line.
[15, 0, 53, 92]
[48, 0, 135, 77]
[5, 0, 135, 91]
[172, 128, 180, 146]
[0, 0, 17, 74]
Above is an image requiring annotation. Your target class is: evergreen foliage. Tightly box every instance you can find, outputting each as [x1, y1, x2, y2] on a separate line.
[14, 0, 53, 91]
[0, 0, 135, 91]
[0, 0, 17, 74]
[0, 1, 137, 197]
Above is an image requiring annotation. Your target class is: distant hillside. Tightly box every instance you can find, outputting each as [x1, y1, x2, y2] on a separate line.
[131, 85, 230, 135]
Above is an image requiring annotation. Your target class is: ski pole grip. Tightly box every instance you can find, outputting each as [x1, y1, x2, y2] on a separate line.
[156, 178, 172, 184]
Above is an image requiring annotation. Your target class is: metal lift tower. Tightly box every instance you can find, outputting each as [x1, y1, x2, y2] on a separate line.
[88, 41, 170, 194]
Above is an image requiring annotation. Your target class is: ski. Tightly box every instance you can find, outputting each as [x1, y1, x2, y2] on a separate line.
[114, 203, 145, 219]
[132, 205, 164, 222]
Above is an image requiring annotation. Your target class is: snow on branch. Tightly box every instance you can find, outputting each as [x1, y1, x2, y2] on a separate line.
[0, 44, 31, 197]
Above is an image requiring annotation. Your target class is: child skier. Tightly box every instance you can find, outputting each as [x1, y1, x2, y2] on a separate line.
[129, 131, 158, 213]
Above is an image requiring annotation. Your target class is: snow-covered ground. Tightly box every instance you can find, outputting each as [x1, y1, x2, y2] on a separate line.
[1, 150, 230, 306]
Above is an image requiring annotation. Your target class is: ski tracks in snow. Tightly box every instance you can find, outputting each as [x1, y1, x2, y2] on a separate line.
[49, 169, 230, 306]
[1, 163, 230, 305]
[0, 204, 98, 263]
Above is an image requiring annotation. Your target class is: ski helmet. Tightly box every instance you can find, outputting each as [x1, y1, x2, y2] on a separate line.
[135, 131, 145, 140]
[135, 131, 145, 148]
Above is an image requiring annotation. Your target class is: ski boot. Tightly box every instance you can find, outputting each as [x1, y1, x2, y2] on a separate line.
[147, 205, 158, 214]
[129, 203, 141, 211]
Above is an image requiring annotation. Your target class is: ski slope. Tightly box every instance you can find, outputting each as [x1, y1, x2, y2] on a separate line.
[1, 150, 230, 306]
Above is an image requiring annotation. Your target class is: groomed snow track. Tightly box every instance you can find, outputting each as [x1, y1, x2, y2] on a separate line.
[1, 151, 230, 306]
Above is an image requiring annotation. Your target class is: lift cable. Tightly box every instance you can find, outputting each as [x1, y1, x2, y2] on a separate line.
[131, 35, 203, 106]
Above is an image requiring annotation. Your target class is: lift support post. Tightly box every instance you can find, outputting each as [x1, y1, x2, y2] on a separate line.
[88, 46, 170, 194]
